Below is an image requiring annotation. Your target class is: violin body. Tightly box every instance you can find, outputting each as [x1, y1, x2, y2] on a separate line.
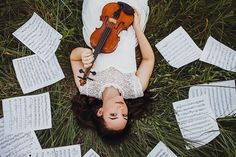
[90, 2, 134, 53]
[90, 22, 119, 54]
[79, 2, 134, 86]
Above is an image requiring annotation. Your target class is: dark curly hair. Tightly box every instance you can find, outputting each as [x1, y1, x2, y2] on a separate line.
[71, 91, 153, 144]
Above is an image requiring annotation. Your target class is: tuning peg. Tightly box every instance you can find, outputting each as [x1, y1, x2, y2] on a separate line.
[77, 76, 83, 79]
[90, 70, 96, 76]
[79, 69, 84, 73]
[87, 77, 94, 81]
[77, 76, 94, 81]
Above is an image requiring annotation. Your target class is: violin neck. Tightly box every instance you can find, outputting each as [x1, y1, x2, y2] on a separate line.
[93, 26, 112, 58]
[82, 25, 113, 81]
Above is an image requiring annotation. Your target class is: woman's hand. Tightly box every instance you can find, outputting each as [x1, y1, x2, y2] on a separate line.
[133, 9, 141, 31]
[81, 49, 94, 68]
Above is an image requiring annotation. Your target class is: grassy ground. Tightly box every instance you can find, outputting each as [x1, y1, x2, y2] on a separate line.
[0, 0, 236, 156]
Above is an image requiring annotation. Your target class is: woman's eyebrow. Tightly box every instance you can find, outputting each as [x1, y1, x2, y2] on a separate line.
[109, 117, 127, 121]
[110, 113, 117, 116]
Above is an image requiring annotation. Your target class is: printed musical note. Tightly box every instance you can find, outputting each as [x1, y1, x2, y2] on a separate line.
[0, 118, 41, 157]
[13, 12, 62, 61]
[189, 80, 236, 118]
[30, 145, 81, 157]
[173, 96, 220, 149]
[200, 36, 236, 72]
[13, 54, 65, 94]
[155, 26, 202, 68]
[147, 141, 177, 157]
[2, 92, 52, 134]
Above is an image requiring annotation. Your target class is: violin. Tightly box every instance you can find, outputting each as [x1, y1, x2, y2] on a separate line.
[78, 2, 134, 86]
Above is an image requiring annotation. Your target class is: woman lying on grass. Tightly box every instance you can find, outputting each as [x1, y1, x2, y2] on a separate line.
[70, 0, 154, 144]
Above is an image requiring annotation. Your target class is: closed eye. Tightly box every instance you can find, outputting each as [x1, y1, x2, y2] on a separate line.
[122, 114, 128, 120]
[109, 113, 118, 120]
[109, 113, 128, 120]
[110, 113, 117, 117]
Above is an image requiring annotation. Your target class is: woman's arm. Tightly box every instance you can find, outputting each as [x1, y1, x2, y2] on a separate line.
[70, 47, 94, 88]
[133, 10, 155, 91]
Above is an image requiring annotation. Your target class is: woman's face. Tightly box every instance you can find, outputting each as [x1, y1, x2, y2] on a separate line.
[97, 96, 128, 131]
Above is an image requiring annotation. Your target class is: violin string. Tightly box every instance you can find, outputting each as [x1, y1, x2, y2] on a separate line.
[101, 21, 114, 46]
[96, 19, 111, 50]
[96, 27, 109, 52]
[89, 20, 115, 76]
[96, 22, 114, 52]
[84, 28, 110, 79]
[82, 20, 115, 81]
[98, 28, 110, 51]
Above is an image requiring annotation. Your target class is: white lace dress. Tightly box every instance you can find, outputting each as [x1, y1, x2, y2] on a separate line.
[78, 67, 144, 99]
[78, 0, 149, 99]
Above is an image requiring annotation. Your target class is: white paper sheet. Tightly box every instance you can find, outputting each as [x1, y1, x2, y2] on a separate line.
[155, 26, 202, 68]
[173, 96, 220, 149]
[2, 92, 52, 134]
[147, 141, 177, 157]
[12, 12, 62, 61]
[13, 54, 65, 94]
[83, 148, 100, 157]
[189, 80, 236, 118]
[200, 36, 236, 72]
[0, 118, 41, 157]
[30, 145, 81, 157]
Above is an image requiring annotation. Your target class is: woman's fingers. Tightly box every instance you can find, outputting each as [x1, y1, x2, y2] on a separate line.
[82, 49, 93, 58]
[81, 49, 95, 68]
[133, 8, 141, 29]
[83, 57, 94, 65]
[135, 8, 141, 15]
[83, 54, 94, 62]
[84, 63, 92, 68]
[82, 54, 94, 63]
[83, 57, 94, 68]
[83, 52, 92, 57]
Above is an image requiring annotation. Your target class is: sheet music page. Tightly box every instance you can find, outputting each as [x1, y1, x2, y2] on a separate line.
[83, 149, 100, 157]
[12, 12, 62, 61]
[30, 145, 81, 157]
[2, 92, 52, 134]
[155, 26, 202, 68]
[173, 96, 220, 149]
[200, 36, 236, 72]
[147, 141, 177, 157]
[189, 80, 236, 118]
[13, 54, 65, 94]
[0, 118, 41, 157]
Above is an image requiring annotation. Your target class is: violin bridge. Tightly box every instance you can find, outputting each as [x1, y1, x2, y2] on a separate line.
[108, 18, 117, 24]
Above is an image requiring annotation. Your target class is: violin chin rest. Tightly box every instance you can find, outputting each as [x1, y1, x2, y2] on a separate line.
[118, 1, 134, 15]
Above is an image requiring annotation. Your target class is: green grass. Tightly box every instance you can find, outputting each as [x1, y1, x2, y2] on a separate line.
[0, 0, 236, 156]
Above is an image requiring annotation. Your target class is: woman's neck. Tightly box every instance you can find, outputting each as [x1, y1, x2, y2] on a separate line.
[102, 86, 120, 101]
